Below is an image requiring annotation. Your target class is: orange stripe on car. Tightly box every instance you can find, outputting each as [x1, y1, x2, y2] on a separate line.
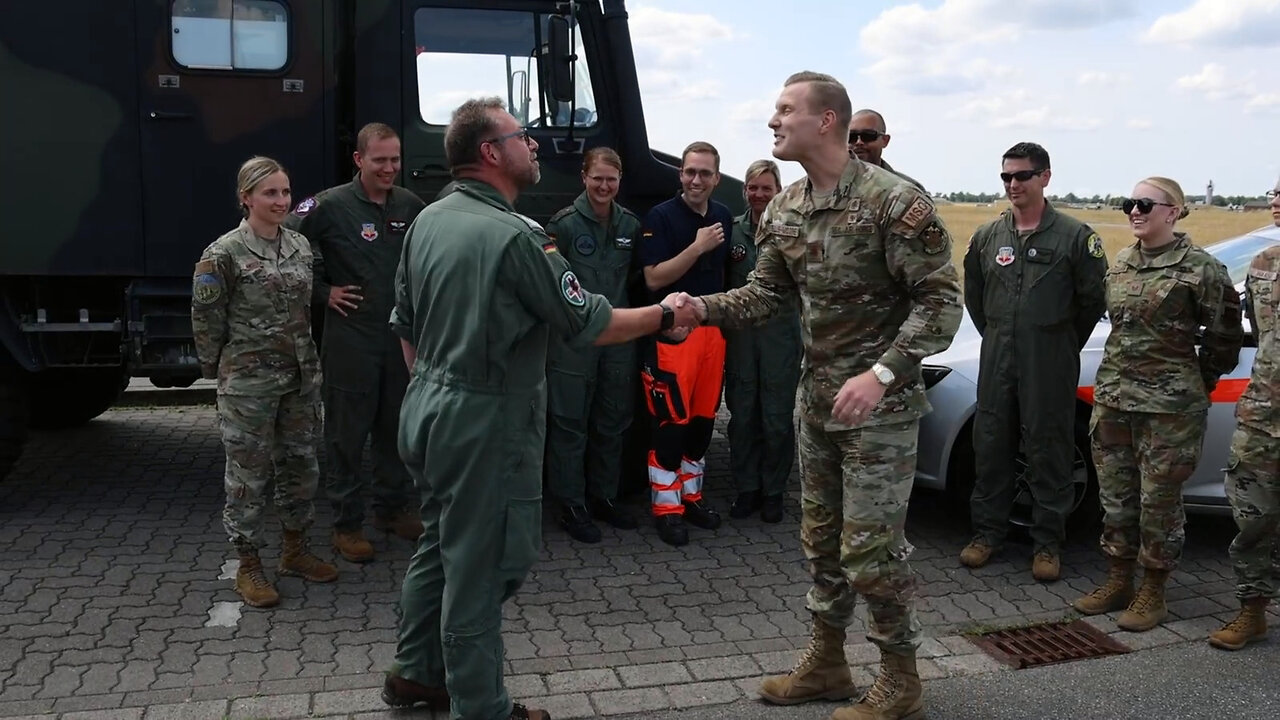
[1076, 378, 1250, 405]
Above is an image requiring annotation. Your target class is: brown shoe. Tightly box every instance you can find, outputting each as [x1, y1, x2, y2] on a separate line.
[959, 540, 994, 568]
[380, 673, 449, 710]
[1117, 568, 1169, 632]
[1209, 598, 1270, 650]
[830, 650, 923, 720]
[279, 530, 339, 582]
[1032, 551, 1061, 582]
[510, 704, 551, 719]
[1072, 559, 1134, 615]
[332, 529, 375, 562]
[758, 615, 857, 705]
[234, 552, 279, 608]
[374, 510, 424, 541]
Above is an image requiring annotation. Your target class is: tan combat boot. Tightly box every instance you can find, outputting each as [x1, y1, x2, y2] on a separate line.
[759, 616, 857, 705]
[1208, 598, 1270, 650]
[332, 529, 375, 562]
[279, 530, 339, 582]
[1031, 550, 1061, 582]
[959, 540, 994, 568]
[831, 650, 923, 720]
[234, 552, 280, 608]
[374, 510, 424, 541]
[1116, 568, 1169, 632]
[1072, 558, 1135, 615]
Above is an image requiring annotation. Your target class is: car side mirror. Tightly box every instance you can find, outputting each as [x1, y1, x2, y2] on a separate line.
[545, 15, 574, 103]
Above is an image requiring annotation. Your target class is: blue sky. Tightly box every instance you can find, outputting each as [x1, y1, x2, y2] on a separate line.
[624, 0, 1280, 197]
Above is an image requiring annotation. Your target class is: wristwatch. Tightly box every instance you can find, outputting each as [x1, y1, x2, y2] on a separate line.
[659, 303, 675, 331]
[871, 362, 895, 386]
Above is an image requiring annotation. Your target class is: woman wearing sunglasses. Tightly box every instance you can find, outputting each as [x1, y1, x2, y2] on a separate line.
[1073, 177, 1243, 632]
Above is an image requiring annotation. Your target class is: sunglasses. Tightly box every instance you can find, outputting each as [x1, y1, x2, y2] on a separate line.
[848, 130, 884, 144]
[999, 169, 1045, 183]
[482, 128, 531, 146]
[1267, 190, 1279, 200]
[1120, 198, 1176, 215]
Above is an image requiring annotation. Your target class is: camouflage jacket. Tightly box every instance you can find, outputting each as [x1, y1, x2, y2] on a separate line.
[1238, 245, 1280, 436]
[702, 157, 963, 429]
[191, 220, 322, 396]
[1094, 232, 1243, 413]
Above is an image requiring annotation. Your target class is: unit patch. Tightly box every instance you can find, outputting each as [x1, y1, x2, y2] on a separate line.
[1087, 232, 1105, 258]
[919, 221, 947, 255]
[193, 272, 222, 305]
[360, 223, 378, 241]
[293, 197, 317, 216]
[730, 243, 747, 262]
[574, 234, 596, 256]
[996, 246, 1016, 266]
[561, 270, 586, 307]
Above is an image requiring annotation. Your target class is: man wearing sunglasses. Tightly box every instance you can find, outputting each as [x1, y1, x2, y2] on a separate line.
[960, 142, 1109, 582]
[847, 109, 925, 193]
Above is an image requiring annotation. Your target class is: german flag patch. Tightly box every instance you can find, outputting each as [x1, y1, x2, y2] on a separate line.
[542, 241, 558, 254]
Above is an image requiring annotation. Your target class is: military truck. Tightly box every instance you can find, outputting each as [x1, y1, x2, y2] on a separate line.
[0, 0, 745, 481]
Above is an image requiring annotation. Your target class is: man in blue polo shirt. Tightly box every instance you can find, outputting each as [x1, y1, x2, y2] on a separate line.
[637, 141, 734, 547]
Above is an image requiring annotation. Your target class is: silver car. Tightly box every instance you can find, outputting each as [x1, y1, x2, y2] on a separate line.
[916, 223, 1280, 525]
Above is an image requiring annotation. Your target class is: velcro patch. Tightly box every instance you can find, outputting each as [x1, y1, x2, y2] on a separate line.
[1087, 233, 1105, 258]
[900, 197, 931, 230]
[919, 222, 948, 255]
[542, 241, 558, 254]
[770, 223, 801, 238]
[194, 259, 216, 275]
[561, 270, 586, 306]
[293, 197, 317, 216]
[193, 273, 222, 305]
[1249, 268, 1277, 281]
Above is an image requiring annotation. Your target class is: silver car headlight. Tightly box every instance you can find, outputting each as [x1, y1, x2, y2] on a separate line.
[921, 364, 952, 390]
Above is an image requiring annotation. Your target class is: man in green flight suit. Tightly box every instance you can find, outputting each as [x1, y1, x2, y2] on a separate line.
[961, 142, 1109, 582]
[380, 97, 699, 720]
[286, 123, 427, 562]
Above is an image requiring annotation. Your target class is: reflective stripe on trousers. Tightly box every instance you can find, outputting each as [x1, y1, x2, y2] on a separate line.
[649, 451, 682, 516]
[680, 456, 705, 502]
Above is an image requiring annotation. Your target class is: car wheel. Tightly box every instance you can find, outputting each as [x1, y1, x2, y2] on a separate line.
[1008, 433, 1097, 529]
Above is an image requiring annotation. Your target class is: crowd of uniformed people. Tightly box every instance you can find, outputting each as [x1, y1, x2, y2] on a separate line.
[188, 72, 1279, 720]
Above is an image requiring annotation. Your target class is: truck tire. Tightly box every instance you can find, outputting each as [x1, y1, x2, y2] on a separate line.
[28, 367, 128, 431]
[0, 370, 29, 481]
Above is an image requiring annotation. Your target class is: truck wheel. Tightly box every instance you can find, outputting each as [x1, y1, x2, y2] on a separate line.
[0, 369, 29, 481]
[28, 367, 128, 430]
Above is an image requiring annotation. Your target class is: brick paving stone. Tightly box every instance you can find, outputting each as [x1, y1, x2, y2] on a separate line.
[141, 699, 229, 720]
[567, 651, 629, 670]
[545, 668, 622, 694]
[312, 688, 382, 715]
[666, 680, 742, 707]
[63, 710, 142, 720]
[684, 655, 761, 681]
[227, 693, 311, 719]
[591, 687, 671, 715]
[618, 662, 693, 688]
[934, 652, 1008, 676]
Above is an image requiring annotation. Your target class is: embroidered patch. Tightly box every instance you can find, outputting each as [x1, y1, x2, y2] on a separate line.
[574, 234, 596, 256]
[771, 223, 801, 238]
[542, 241, 558, 254]
[996, 246, 1015, 266]
[806, 240, 825, 264]
[293, 197, 317, 216]
[1088, 233, 1105, 258]
[1249, 268, 1278, 281]
[193, 273, 222, 305]
[561, 271, 586, 307]
[615, 236, 632, 249]
[901, 197, 931, 230]
[730, 243, 747, 262]
[361, 223, 378, 241]
[641, 230, 654, 238]
[919, 222, 947, 255]
[388, 220, 408, 233]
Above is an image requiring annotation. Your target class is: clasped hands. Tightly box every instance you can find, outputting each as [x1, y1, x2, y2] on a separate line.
[657, 291, 707, 342]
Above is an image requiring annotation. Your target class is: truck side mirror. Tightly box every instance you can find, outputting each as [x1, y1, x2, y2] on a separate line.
[546, 15, 574, 103]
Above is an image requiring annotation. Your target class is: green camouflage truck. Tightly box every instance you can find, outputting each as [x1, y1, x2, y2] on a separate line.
[0, 0, 744, 481]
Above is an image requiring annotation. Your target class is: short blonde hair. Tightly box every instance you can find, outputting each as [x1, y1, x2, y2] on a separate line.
[237, 156, 287, 217]
[1140, 176, 1190, 220]
[743, 159, 782, 196]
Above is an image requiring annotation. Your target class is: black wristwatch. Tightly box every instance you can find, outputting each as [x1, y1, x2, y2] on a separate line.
[659, 303, 675, 331]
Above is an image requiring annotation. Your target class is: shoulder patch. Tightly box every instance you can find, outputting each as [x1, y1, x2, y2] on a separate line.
[1249, 267, 1278, 282]
[193, 272, 222, 306]
[511, 211, 544, 231]
[770, 223, 801, 238]
[560, 270, 586, 307]
[293, 197, 317, 216]
[900, 196, 932, 231]
[542, 241, 558, 254]
[919, 221, 948, 255]
[1087, 233, 1105, 258]
[194, 259, 216, 275]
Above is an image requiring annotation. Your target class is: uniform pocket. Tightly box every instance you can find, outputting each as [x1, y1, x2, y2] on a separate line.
[498, 497, 542, 573]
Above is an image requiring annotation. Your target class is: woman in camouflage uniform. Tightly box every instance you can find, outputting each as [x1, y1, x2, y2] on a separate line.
[191, 156, 339, 608]
[1073, 177, 1243, 631]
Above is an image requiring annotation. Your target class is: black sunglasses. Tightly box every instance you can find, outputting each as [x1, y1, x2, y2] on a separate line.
[999, 169, 1045, 183]
[848, 130, 884, 144]
[482, 128, 531, 146]
[1120, 197, 1176, 215]
[1267, 190, 1278, 200]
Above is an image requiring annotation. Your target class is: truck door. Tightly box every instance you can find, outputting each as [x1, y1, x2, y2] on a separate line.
[396, 1, 615, 222]
[133, 0, 329, 276]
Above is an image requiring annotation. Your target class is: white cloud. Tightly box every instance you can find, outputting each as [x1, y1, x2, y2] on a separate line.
[1176, 63, 1256, 101]
[1126, 118, 1153, 130]
[636, 69, 723, 102]
[951, 90, 1102, 130]
[1246, 93, 1280, 112]
[1077, 71, 1130, 87]
[1145, 0, 1280, 47]
[628, 6, 736, 65]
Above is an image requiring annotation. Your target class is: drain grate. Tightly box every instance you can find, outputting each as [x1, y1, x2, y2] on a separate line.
[968, 620, 1131, 669]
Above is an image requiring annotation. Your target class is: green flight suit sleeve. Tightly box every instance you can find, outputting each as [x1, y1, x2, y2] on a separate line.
[284, 199, 333, 306]
[876, 193, 963, 380]
[190, 245, 233, 380]
[1072, 226, 1109, 350]
[702, 204, 799, 328]
[1196, 256, 1244, 391]
[504, 231, 612, 346]
[389, 235, 414, 344]
[963, 228, 987, 336]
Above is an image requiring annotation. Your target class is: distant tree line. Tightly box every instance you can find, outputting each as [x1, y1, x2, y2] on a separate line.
[935, 192, 1271, 207]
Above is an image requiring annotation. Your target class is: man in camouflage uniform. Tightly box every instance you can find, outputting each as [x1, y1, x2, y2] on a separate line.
[381, 98, 698, 720]
[286, 123, 426, 562]
[847, 109, 925, 193]
[685, 71, 962, 720]
[1210, 185, 1280, 650]
[961, 142, 1109, 582]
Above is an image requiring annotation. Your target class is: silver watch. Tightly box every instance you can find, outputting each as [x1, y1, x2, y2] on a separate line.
[871, 362, 895, 386]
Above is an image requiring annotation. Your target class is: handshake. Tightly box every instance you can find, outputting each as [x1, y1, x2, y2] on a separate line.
[658, 292, 707, 342]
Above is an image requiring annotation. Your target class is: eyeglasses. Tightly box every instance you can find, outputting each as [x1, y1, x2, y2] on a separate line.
[848, 130, 884, 144]
[1120, 198, 1176, 215]
[999, 169, 1045, 183]
[1267, 190, 1279, 201]
[680, 168, 717, 180]
[482, 128, 532, 147]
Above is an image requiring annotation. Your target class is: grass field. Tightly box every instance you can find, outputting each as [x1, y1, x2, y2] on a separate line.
[935, 203, 1271, 272]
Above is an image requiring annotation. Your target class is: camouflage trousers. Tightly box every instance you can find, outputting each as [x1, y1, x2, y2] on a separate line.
[1090, 405, 1206, 570]
[798, 415, 921, 655]
[218, 390, 323, 553]
[1225, 424, 1280, 601]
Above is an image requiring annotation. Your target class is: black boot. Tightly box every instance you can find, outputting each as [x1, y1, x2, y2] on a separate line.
[683, 500, 722, 530]
[559, 505, 601, 544]
[655, 515, 689, 546]
[761, 494, 784, 523]
[729, 490, 762, 519]
[588, 498, 638, 530]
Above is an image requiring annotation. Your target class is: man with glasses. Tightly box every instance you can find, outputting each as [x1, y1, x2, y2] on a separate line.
[960, 141, 1108, 582]
[382, 97, 699, 720]
[847, 109, 925, 192]
[636, 141, 734, 546]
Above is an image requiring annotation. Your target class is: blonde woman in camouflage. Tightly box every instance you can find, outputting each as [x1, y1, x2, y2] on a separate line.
[191, 156, 339, 609]
[1072, 177, 1243, 632]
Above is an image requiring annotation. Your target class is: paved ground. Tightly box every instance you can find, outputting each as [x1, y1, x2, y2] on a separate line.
[0, 395, 1274, 719]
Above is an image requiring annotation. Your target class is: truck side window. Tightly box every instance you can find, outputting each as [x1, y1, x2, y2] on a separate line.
[414, 7, 598, 129]
[171, 0, 289, 71]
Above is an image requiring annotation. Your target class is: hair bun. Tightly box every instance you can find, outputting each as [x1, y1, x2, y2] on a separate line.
[1178, 206, 1190, 220]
